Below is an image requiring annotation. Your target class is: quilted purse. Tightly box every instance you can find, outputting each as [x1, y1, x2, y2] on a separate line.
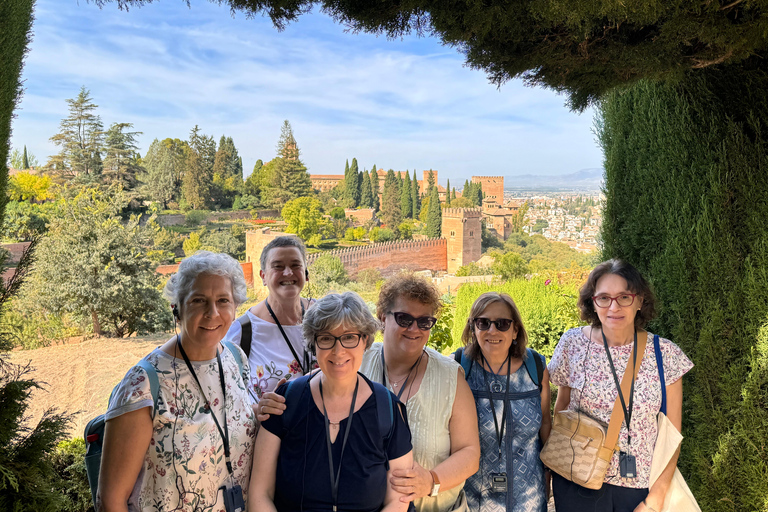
[540, 334, 646, 490]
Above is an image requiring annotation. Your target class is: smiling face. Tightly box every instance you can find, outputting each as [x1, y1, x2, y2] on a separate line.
[260, 246, 306, 301]
[474, 301, 519, 364]
[382, 296, 435, 360]
[593, 273, 642, 335]
[180, 273, 236, 353]
[315, 324, 367, 385]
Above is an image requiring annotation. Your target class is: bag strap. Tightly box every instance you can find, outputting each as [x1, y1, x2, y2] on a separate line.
[136, 359, 160, 419]
[372, 379, 395, 469]
[453, 347, 473, 379]
[603, 333, 647, 450]
[222, 340, 248, 387]
[282, 373, 314, 430]
[523, 348, 544, 391]
[653, 334, 667, 415]
[236, 313, 252, 358]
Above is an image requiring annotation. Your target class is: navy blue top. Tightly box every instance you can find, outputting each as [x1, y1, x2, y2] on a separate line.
[261, 374, 412, 512]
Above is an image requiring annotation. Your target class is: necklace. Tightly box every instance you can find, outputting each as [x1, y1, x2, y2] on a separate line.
[382, 349, 425, 401]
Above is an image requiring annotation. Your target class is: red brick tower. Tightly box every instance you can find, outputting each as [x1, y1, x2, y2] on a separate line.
[442, 208, 482, 274]
[472, 176, 504, 204]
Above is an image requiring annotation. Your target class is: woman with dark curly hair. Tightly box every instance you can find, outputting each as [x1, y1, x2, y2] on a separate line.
[548, 259, 693, 512]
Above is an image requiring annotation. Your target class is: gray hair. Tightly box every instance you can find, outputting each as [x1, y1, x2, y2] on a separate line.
[260, 236, 307, 271]
[164, 251, 248, 314]
[303, 292, 380, 353]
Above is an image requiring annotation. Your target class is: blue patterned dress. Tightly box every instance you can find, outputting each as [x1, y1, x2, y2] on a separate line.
[465, 356, 547, 512]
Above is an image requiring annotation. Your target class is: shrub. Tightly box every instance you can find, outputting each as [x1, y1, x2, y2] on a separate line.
[184, 209, 209, 226]
[50, 438, 94, 512]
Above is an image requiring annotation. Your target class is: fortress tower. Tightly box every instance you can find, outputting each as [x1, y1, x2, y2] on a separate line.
[472, 176, 504, 204]
[442, 208, 482, 274]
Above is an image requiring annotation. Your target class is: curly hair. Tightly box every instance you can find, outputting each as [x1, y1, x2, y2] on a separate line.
[460, 292, 529, 361]
[376, 273, 442, 321]
[577, 259, 657, 328]
[303, 292, 380, 354]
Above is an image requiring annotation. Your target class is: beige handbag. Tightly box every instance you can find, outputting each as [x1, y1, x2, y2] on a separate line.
[649, 412, 701, 511]
[540, 335, 646, 490]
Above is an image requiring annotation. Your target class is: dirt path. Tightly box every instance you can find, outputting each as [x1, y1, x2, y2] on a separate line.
[8, 335, 168, 437]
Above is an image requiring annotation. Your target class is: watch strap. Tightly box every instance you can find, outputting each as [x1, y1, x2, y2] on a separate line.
[429, 470, 440, 496]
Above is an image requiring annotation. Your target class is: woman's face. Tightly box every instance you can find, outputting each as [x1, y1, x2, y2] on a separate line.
[382, 296, 435, 360]
[315, 324, 367, 384]
[260, 246, 306, 301]
[180, 273, 236, 350]
[593, 273, 642, 334]
[473, 301, 519, 364]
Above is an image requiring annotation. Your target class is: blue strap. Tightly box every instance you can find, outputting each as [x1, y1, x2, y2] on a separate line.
[136, 359, 159, 419]
[372, 382, 395, 469]
[222, 340, 248, 385]
[654, 334, 667, 415]
[454, 347, 473, 379]
[523, 348, 545, 390]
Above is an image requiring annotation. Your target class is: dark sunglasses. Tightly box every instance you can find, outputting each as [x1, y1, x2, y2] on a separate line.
[387, 311, 437, 331]
[472, 317, 514, 332]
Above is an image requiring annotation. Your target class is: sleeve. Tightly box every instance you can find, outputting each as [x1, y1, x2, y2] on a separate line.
[105, 363, 154, 421]
[223, 319, 243, 346]
[386, 400, 413, 460]
[547, 329, 574, 387]
[659, 338, 694, 385]
[260, 382, 289, 438]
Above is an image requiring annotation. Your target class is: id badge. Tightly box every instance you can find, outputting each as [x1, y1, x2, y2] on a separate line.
[221, 483, 245, 512]
[619, 452, 637, 479]
[490, 473, 507, 493]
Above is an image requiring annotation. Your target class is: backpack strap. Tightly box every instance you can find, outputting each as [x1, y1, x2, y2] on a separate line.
[222, 341, 249, 388]
[653, 334, 667, 415]
[372, 379, 396, 470]
[523, 348, 544, 392]
[453, 347, 473, 379]
[237, 313, 252, 358]
[136, 359, 160, 419]
[281, 373, 315, 430]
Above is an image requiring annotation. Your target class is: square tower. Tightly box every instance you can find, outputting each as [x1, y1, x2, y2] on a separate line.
[472, 176, 504, 204]
[442, 208, 483, 274]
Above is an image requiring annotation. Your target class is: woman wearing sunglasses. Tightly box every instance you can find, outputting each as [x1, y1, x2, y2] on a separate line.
[548, 260, 692, 512]
[457, 292, 552, 512]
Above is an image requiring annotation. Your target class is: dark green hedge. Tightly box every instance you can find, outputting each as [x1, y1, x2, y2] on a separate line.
[599, 61, 768, 512]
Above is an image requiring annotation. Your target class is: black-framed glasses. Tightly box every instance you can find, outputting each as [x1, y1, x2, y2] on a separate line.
[387, 311, 437, 331]
[315, 333, 363, 350]
[472, 317, 514, 332]
[592, 294, 637, 308]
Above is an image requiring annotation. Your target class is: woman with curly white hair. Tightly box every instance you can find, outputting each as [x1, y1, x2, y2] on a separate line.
[99, 251, 257, 512]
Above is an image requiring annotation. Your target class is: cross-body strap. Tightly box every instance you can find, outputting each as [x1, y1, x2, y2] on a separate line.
[453, 347, 473, 378]
[523, 348, 544, 391]
[236, 313, 252, 358]
[136, 359, 160, 419]
[603, 333, 647, 450]
[653, 334, 666, 415]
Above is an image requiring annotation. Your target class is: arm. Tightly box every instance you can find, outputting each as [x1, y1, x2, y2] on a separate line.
[391, 368, 480, 501]
[539, 368, 552, 444]
[553, 384, 571, 415]
[248, 427, 281, 512]
[98, 408, 153, 512]
[382, 451, 414, 512]
[635, 378, 683, 512]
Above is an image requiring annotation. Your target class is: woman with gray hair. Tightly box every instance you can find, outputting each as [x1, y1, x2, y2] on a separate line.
[99, 251, 257, 512]
[249, 292, 414, 512]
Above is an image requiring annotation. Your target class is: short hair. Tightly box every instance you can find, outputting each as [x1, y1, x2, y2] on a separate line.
[259, 236, 307, 271]
[461, 292, 529, 361]
[303, 292, 380, 353]
[163, 251, 248, 315]
[376, 274, 442, 321]
[577, 259, 657, 328]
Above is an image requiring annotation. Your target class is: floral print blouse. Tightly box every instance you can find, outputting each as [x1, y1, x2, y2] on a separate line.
[548, 328, 693, 488]
[105, 345, 257, 511]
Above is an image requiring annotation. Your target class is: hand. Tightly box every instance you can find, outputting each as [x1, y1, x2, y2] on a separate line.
[544, 469, 552, 501]
[254, 378, 287, 422]
[390, 462, 433, 503]
[634, 494, 663, 512]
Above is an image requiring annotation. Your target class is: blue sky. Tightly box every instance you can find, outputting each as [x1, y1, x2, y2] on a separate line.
[10, 0, 604, 183]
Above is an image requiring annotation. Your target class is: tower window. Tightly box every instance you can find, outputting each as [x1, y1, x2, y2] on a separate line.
[450, 230, 456, 237]
[469, 231, 474, 237]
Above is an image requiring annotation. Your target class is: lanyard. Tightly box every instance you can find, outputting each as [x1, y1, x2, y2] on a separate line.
[380, 349, 423, 402]
[601, 330, 638, 448]
[319, 377, 359, 512]
[265, 297, 308, 374]
[481, 353, 511, 456]
[176, 338, 234, 475]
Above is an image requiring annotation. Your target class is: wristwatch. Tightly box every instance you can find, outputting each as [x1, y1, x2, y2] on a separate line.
[429, 470, 441, 497]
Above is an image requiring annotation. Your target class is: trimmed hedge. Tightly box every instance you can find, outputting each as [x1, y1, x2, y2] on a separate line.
[599, 62, 768, 512]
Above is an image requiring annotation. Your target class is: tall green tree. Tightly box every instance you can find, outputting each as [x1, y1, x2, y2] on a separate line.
[424, 185, 441, 238]
[182, 125, 215, 210]
[140, 138, 187, 208]
[281, 196, 324, 246]
[211, 135, 243, 208]
[380, 169, 402, 231]
[426, 169, 436, 195]
[22, 145, 28, 169]
[360, 169, 373, 208]
[446, 178, 451, 206]
[47, 86, 104, 180]
[411, 170, 420, 219]
[102, 122, 142, 190]
[370, 167, 380, 212]
[400, 171, 412, 218]
[244, 158, 264, 199]
[350, 157, 361, 207]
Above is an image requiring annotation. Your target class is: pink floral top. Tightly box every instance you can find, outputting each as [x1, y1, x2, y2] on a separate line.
[548, 328, 693, 488]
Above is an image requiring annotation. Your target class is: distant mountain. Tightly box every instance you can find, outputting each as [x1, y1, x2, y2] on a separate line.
[504, 168, 604, 190]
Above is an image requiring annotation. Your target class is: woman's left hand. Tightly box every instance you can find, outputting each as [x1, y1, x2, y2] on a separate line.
[634, 494, 663, 512]
[390, 462, 432, 502]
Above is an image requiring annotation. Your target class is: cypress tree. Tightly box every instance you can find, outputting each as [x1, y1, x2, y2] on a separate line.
[22, 145, 29, 169]
[446, 179, 451, 206]
[411, 170, 420, 219]
[427, 169, 436, 194]
[400, 171, 412, 218]
[360, 170, 373, 208]
[380, 170, 402, 231]
[350, 158, 361, 207]
[424, 185, 441, 238]
[451, 187, 457, 201]
[370, 166, 380, 212]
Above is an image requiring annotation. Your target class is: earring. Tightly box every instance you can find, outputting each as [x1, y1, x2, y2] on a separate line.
[512, 338, 518, 345]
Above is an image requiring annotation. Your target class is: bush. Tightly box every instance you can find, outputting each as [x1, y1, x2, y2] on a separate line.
[307, 254, 349, 296]
[369, 227, 395, 243]
[50, 438, 94, 512]
[455, 262, 492, 277]
[329, 207, 346, 219]
[184, 209, 209, 226]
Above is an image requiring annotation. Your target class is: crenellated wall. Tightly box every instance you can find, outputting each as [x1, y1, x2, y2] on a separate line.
[306, 238, 447, 277]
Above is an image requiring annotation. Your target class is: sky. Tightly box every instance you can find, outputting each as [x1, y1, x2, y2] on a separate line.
[10, 0, 604, 184]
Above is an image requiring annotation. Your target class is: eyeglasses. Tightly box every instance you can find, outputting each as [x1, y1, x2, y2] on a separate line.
[315, 333, 363, 350]
[592, 294, 637, 308]
[387, 311, 437, 331]
[472, 317, 514, 332]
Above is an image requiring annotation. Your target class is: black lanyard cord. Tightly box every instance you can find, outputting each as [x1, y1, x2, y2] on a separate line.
[481, 352, 511, 456]
[380, 349, 424, 402]
[319, 377, 359, 512]
[176, 337, 234, 475]
[601, 330, 638, 448]
[265, 297, 308, 375]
